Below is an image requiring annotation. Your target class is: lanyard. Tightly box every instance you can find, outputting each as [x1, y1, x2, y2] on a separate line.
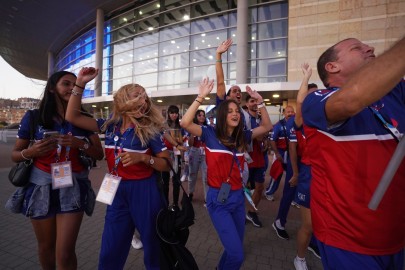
[55, 127, 70, 162]
[232, 149, 244, 180]
[112, 133, 123, 174]
[369, 105, 402, 142]
[328, 87, 402, 142]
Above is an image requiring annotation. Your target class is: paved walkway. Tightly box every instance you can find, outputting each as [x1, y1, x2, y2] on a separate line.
[0, 142, 323, 269]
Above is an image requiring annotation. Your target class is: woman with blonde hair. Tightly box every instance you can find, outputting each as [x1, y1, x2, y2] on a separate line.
[65, 67, 170, 270]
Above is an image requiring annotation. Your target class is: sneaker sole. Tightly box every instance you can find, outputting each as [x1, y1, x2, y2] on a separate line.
[307, 246, 321, 259]
[245, 214, 262, 228]
[272, 223, 289, 240]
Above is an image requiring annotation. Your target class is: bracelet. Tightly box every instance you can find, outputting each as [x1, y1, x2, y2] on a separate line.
[74, 83, 85, 90]
[21, 149, 30, 160]
[216, 59, 222, 62]
[195, 99, 202, 104]
[71, 89, 83, 96]
[257, 102, 265, 109]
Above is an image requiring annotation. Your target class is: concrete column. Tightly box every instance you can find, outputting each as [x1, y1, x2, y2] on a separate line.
[95, 8, 104, 97]
[236, 0, 248, 84]
[47, 52, 54, 78]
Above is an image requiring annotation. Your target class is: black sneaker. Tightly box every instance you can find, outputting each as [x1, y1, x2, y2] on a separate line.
[272, 222, 289, 240]
[307, 242, 321, 259]
[246, 211, 263, 228]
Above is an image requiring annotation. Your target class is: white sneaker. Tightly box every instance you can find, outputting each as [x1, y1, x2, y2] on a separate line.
[294, 257, 308, 270]
[131, 235, 143, 249]
[180, 175, 187, 182]
[265, 194, 275, 201]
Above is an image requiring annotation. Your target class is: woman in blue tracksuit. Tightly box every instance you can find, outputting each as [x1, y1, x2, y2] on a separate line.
[181, 78, 272, 270]
[65, 67, 170, 270]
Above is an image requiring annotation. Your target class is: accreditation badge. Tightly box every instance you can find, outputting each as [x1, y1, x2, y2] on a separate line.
[199, 146, 205, 155]
[51, 161, 73, 189]
[96, 173, 122, 205]
[173, 146, 181, 156]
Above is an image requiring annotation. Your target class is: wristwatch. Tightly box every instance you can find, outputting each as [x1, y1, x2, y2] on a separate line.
[80, 142, 89, 151]
[149, 155, 155, 166]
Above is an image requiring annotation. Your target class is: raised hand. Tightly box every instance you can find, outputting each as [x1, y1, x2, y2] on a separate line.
[217, 39, 233, 55]
[76, 67, 99, 85]
[246, 85, 263, 103]
[301, 63, 312, 79]
[198, 77, 215, 98]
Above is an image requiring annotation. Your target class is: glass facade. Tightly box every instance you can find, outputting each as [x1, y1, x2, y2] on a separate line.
[54, 0, 288, 98]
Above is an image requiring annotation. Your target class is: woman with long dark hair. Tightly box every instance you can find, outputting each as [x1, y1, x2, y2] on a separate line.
[188, 109, 208, 202]
[6, 70, 104, 269]
[181, 78, 272, 269]
[161, 105, 185, 210]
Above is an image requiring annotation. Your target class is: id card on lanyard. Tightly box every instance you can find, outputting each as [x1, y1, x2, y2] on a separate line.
[51, 161, 73, 189]
[96, 173, 121, 205]
[96, 133, 123, 205]
[51, 129, 73, 189]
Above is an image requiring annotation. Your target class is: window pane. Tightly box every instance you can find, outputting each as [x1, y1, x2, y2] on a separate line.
[134, 73, 158, 88]
[113, 64, 133, 79]
[160, 23, 190, 42]
[159, 54, 189, 70]
[134, 32, 159, 48]
[159, 69, 189, 86]
[163, 0, 191, 11]
[112, 40, 133, 54]
[258, 2, 288, 21]
[257, 39, 287, 58]
[160, 37, 189, 56]
[134, 59, 158, 75]
[191, 1, 230, 17]
[191, 15, 228, 34]
[258, 58, 286, 77]
[137, 1, 160, 19]
[258, 76, 286, 83]
[134, 16, 159, 34]
[162, 6, 190, 25]
[190, 30, 227, 51]
[133, 44, 158, 62]
[257, 20, 288, 39]
[113, 51, 133, 66]
[190, 66, 210, 83]
[111, 25, 136, 42]
[110, 10, 136, 31]
[190, 48, 216, 66]
[112, 77, 134, 92]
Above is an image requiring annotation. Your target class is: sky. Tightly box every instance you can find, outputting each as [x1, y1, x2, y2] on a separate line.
[0, 56, 46, 100]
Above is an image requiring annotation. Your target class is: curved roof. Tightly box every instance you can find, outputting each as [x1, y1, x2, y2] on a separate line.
[0, 0, 133, 80]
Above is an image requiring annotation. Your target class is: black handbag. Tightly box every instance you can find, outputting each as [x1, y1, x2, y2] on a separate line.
[8, 110, 37, 187]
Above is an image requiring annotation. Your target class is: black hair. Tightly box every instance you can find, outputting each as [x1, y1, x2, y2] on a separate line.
[193, 109, 208, 126]
[38, 71, 76, 129]
[308, 83, 318, 89]
[167, 105, 180, 129]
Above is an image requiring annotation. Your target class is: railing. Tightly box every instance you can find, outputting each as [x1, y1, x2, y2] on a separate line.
[0, 129, 18, 143]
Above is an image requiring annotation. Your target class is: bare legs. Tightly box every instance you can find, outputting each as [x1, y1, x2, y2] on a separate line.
[31, 212, 84, 270]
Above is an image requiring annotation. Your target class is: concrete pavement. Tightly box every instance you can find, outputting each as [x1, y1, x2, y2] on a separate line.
[0, 141, 323, 269]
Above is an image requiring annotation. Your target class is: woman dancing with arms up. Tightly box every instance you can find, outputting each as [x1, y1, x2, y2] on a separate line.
[65, 67, 170, 270]
[180, 78, 272, 270]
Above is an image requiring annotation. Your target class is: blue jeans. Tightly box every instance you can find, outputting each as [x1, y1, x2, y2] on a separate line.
[188, 147, 208, 199]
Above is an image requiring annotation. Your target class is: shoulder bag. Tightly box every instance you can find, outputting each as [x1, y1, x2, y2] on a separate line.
[8, 110, 37, 187]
